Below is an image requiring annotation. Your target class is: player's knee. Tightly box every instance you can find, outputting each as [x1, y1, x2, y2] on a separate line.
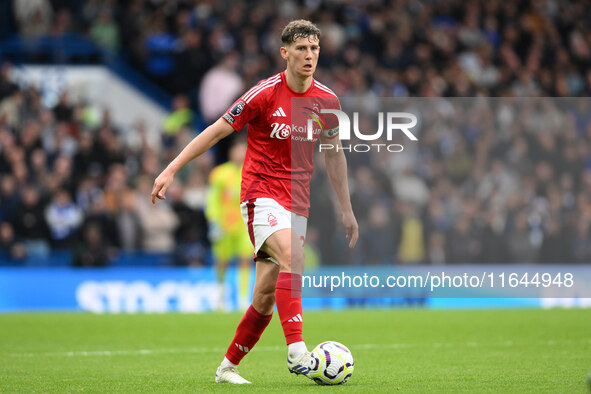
[277, 247, 305, 274]
[252, 289, 275, 314]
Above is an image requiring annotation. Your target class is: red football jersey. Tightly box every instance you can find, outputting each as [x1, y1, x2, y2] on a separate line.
[222, 71, 339, 217]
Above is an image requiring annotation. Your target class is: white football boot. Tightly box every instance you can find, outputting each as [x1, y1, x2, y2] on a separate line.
[215, 365, 251, 384]
[287, 351, 313, 378]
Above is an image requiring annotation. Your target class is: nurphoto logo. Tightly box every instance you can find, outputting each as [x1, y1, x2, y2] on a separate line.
[306, 109, 419, 152]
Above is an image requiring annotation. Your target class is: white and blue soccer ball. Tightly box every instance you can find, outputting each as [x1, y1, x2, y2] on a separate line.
[308, 341, 354, 385]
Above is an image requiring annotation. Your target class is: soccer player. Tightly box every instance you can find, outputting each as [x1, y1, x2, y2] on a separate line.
[151, 19, 358, 384]
[205, 139, 252, 310]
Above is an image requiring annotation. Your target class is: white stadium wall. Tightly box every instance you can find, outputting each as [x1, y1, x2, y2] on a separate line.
[11, 65, 168, 147]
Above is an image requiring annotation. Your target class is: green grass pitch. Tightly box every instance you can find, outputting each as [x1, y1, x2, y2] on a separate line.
[1, 309, 590, 392]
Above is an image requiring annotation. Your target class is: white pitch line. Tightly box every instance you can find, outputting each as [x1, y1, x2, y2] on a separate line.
[5, 340, 586, 358]
[353, 343, 412, 350]
[6, 343, 409, 358]
[7, 347, 227, 358]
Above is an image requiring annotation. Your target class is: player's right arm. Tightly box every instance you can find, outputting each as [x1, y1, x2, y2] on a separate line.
[151, 118, 234, 203]
[153, 76, 265, 204]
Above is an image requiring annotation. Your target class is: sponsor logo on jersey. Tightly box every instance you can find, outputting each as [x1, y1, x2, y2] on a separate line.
[288, 124, 322, 142]
[223, 113, 235, 124]
[270, 123, 291, 139]
[230, 101, 245, 116]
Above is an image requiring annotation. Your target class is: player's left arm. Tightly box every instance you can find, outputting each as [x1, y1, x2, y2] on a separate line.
[322, 135, 358, 248]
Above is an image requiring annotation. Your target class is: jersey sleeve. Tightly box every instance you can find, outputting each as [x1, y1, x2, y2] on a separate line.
[221, 87, 265, 132]
[321, 96, 341, 139]
[326, 96, 341, 128]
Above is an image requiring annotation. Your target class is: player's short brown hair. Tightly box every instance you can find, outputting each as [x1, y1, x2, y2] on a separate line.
[281, 20, 321, 45]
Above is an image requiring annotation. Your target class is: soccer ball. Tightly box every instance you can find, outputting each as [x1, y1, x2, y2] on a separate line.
[308, 341, 354, 385]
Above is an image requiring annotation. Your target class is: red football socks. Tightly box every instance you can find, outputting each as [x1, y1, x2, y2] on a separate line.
[224, 305, 272, 365]
[224, 273, 303, 364]
[275, 272, 304, 345]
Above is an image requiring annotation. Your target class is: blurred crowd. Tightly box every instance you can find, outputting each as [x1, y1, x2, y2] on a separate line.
[2, 0, 591, 265]
[311, 97, 591, 265]
[0, 63, 212, 265]
[8, 0, 591, 98]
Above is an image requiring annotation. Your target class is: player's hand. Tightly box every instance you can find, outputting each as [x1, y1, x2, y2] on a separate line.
[342, 210, 359, 248]
[151, 170, 174, 204]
